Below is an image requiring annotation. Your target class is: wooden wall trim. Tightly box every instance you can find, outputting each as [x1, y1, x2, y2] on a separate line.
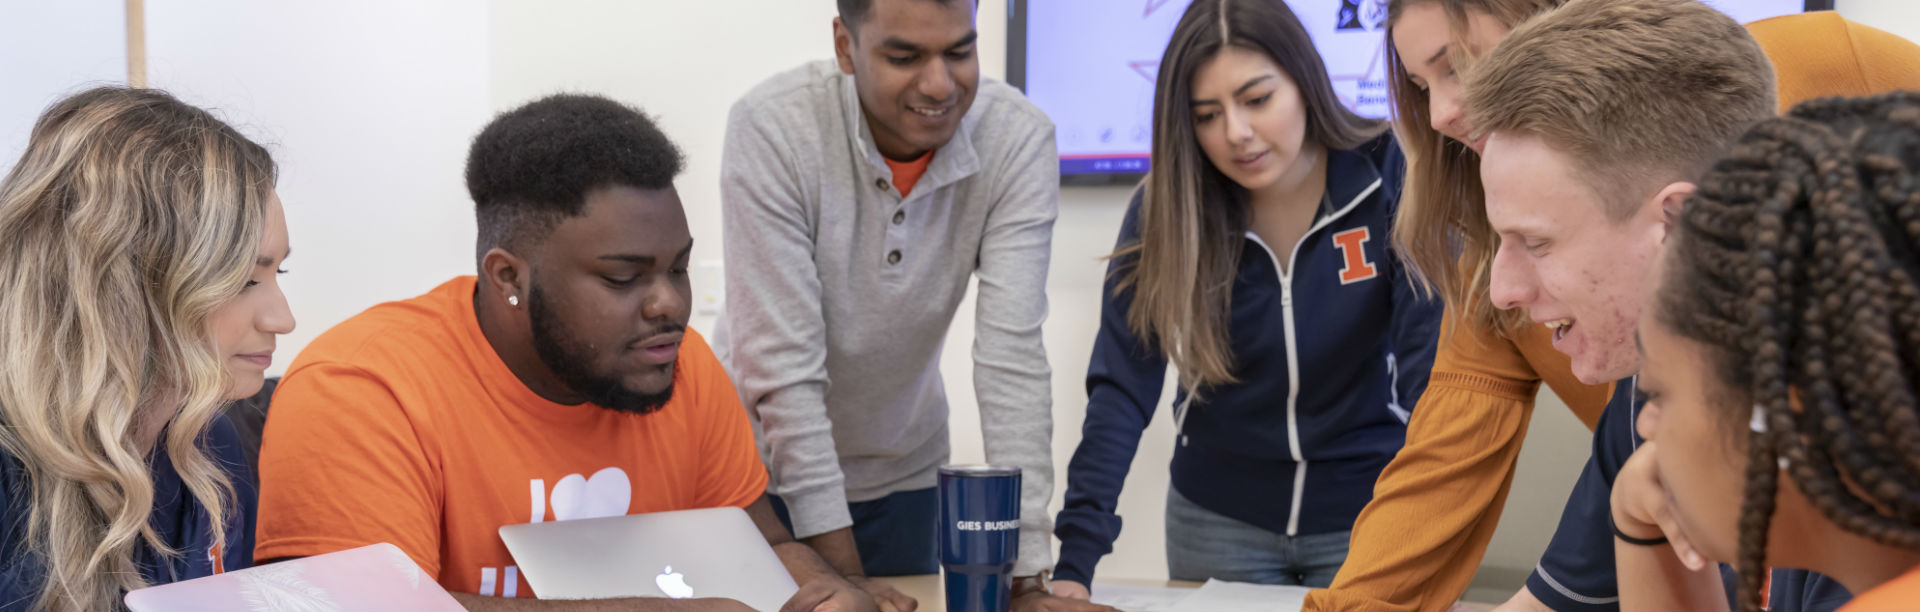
[127, 0, 146, 87]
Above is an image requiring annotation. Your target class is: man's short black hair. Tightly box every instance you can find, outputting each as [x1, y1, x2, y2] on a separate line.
[466, 93, 684, 262]
[837, 0, 969, 31]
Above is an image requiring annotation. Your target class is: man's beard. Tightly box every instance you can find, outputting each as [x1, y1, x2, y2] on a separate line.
[526, 281, 675, 415]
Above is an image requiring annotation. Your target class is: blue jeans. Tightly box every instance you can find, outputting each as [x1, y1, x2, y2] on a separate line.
[1164, 487, 1351, 587]
[769, 487, 939, 576]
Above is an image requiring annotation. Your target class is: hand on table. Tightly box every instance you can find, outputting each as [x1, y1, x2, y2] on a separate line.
[849, 575, 918, 612]
[780, 575, 879, 612]
[1052, 580, 1093, 600]
[1012, 580, 1121, 612]
[1610, 440, 1707, 571]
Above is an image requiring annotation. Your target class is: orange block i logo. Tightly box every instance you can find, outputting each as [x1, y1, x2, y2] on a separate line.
[1332, 228, 1379, 285]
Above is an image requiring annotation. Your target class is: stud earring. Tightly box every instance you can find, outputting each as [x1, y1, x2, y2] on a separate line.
[508, 295, 519, 307]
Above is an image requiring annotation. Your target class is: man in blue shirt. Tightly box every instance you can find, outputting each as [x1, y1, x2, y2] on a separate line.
[1461, 0, 1850, 609]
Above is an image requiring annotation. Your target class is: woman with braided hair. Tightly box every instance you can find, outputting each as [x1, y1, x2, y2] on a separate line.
[1617, 91, 1920, 612]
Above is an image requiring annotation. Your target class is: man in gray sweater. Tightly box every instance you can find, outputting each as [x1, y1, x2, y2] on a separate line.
[715, 0, 1083, 610]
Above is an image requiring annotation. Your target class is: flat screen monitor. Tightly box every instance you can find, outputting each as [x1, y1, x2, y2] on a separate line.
[1008, 0, 1837, 184]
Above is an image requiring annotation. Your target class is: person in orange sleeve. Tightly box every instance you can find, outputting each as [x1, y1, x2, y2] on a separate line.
[1307, 3, 1920, 612]
[1302, 2, 1619, 610]
[253, 94, 874, 612]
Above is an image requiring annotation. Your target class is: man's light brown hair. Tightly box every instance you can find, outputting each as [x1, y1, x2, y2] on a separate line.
[1464, 0, 1777, 220]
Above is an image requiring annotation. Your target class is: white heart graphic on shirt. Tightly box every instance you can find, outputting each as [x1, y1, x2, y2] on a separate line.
[548, 467, 632, 521]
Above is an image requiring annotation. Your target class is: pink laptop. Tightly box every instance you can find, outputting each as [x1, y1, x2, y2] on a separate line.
[124, 543, 464, 612]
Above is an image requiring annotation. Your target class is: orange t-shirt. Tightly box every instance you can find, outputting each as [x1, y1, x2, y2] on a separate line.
[884, 151, 934, 198]
[253, 276, 768, 599]
[1844, 565, 1920, 611]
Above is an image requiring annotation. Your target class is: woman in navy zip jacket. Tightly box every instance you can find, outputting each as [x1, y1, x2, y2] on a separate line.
[1049, 0, 1441, 598]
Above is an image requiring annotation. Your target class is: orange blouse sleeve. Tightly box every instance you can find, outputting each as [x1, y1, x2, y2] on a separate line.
[1304, 309, 1612, 612]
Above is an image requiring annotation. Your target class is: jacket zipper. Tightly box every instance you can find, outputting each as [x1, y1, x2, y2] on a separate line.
[1243, 178, 1380, 536]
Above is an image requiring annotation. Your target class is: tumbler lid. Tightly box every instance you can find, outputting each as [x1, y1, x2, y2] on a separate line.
[939, 464, 1021, 477]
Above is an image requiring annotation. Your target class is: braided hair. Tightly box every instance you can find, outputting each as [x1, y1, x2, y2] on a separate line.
[1658, 91, 1920, 612]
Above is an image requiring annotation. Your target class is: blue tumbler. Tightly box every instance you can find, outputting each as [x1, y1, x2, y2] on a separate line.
[938, 464, 1022, 612]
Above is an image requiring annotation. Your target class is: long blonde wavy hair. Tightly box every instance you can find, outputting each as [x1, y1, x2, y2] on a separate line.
[1383, 0, 1563, 334]
[0, 87, 275, 611]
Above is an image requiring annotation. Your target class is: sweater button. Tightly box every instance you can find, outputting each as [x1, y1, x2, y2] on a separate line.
[887, 250, 902, 265]
[893, 210, 906, 225]
[875, 178, 891, 192]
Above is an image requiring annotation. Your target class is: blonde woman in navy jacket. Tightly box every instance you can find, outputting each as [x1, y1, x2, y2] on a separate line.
[1049, 0, 1440, 599]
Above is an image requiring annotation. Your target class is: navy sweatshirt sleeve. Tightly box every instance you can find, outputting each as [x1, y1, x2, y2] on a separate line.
[0, 416, 260, 611]
[207, 414, 258, 572]
[1377, 144, 1439, 420]
[1528, 380, 1854, 612]
[1053, 192, 1167, 588]
[1528, 379, 1638, 611]
[0, 448, 35, 611]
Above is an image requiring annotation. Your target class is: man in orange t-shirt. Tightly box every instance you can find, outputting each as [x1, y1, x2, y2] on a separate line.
[254, 94, 872, 612]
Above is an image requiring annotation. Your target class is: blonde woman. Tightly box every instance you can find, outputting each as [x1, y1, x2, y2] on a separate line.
[0, 87, 294, 611]
[1302, 3, 1623, 610]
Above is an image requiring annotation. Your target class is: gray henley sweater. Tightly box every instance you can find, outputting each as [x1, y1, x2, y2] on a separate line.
[713, 60, 1058, 574]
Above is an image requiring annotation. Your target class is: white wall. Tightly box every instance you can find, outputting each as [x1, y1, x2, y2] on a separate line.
[487, 0, 838, 269]
[142, 0, 493, 373]
[486, 0, 1013, 273]
[0, 0, 126, 178]
[1838, 0, 1920, 42]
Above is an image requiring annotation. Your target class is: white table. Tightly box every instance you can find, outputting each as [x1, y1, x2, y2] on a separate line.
[873, 575, 1201, 612]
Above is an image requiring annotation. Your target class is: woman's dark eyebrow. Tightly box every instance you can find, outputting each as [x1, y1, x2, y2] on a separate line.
[1193, 75, 1276, 106]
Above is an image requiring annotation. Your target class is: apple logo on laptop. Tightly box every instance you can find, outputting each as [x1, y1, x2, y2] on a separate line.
[656, 566, 693, 599]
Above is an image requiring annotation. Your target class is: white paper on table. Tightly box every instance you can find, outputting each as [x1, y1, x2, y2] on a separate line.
[1167, 579, 1312, 612]
[1089, 582, 1195, 612]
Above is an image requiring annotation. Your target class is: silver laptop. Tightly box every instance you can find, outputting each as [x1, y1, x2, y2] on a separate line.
[498, 507, 799, 611]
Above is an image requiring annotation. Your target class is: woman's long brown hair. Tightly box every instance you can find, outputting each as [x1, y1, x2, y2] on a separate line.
[1115, 0, 1384, 394]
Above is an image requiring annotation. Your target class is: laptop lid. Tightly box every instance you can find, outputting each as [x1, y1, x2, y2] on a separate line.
[499, 506, 800, 612]
[125, 543, 463, 612]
